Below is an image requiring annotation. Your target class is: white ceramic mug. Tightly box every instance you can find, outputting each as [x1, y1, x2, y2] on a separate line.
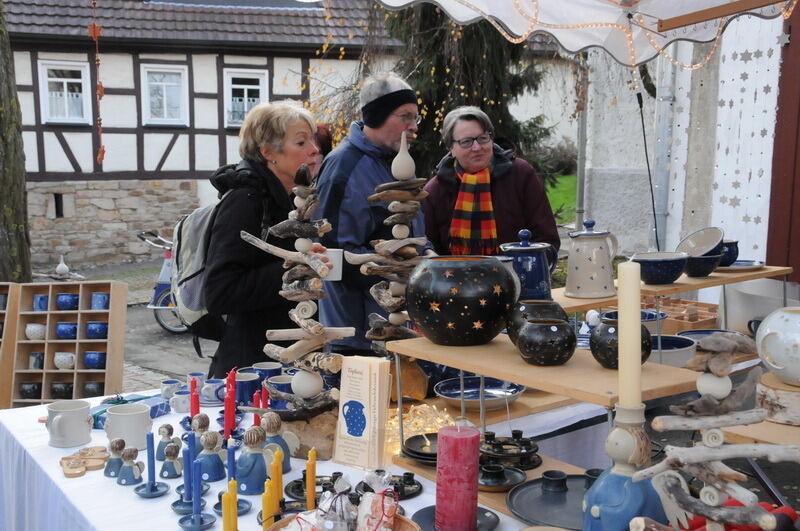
[46, 400, 93, 448]
[170, 390, 191, 414]
[187, 372, 206, 389]
[104, 403, 152, 450]
[200, 379, 225, 403]
[25, 323, 46, 340]
[54, 352, 75, 370]
[323, 248, 343, 282]
[160, 379, 182, 399]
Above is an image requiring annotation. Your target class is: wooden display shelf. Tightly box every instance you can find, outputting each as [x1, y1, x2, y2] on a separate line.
[392, 452, 585, 518]
[638, 266, 792, 296]
[551, 287, 618, 313]
[0, 281, 127, 409]
[387, 336, 699, 409]
[416, 390, 577, 427]
[722, 420, 800, 445]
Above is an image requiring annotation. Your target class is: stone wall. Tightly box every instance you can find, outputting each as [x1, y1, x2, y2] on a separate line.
[26, 180, 199, 268]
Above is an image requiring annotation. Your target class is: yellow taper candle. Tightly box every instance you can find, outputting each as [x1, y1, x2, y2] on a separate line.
[229, 479, 238, 529]
[222, 490, 232, 531]
[271, 449, 283, 518]
[306, 447, 317, 511]
[261, 479, 272, 531]
[617, 261, 643, 408]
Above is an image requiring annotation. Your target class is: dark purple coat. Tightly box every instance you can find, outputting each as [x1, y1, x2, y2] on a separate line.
[423, 146, 561, 257]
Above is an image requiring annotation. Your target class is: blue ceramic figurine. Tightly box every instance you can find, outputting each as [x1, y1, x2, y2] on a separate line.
[261, 412, 298, 473]
[156, 423, 181, 461]
[197, 431, 226, 482]
[236, 426, 269, 495]
[116, 447, 145, 486]
[159, 443, 183, 479]
[104, 438, 125, 478]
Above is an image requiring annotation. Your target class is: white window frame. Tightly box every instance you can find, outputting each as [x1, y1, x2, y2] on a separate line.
[223, 68, 269, 128]
[37, 60, 92, 125]
[140, 64, 189, 126]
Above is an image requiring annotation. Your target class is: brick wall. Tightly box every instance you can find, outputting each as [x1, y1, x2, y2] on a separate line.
[26, 180, 199, 268]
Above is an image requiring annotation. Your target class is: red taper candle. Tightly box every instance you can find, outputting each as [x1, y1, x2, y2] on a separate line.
[223, 368, 236, 439]
[435, 425, 480, 531]
[189, 376, 200, 418]
[252, 391, 261, 427]
[261, 387, 269, 409]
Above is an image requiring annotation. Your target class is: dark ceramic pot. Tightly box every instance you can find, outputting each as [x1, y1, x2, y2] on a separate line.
[589, 318, 652, 369]
[83, 381, 105, 397]
[51, 382, 74, 399]
[516, 319, 576, 366]
[506, 300, 569, 346]
[407, 256, 517, 346]
[19, 382, 42, 399]
[719, 240, 739, 267]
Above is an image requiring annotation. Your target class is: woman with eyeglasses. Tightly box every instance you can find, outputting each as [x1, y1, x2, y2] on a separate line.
[422, 106, 560, 258]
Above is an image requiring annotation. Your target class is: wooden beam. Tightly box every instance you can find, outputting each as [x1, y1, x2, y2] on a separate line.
[659, 0, 785, 32]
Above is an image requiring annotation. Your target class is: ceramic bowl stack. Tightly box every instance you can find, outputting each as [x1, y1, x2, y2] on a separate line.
[600, 310, 668, 335]
[433, 376, 525, 411]
[401, 433, 438, 467]
[676, 227, 725, 277]
[650, 335, 697, 367]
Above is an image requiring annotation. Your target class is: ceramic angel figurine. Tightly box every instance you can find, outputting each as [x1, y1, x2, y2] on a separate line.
[160, 443, 183, 479]
[104, 438, 126, 478]
[197, 431, 226, 482]
[261, 411, 299, 473]
[235, 426, 273, 495]
[156, 423, 181, 461]
[116, 447, 145, 486]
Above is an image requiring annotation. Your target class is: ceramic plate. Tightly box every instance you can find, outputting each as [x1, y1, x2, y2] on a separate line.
[433, 376, 525, 411]
[715, 260, 765, 272]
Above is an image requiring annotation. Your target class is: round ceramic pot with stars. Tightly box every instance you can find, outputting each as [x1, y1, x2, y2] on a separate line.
[406, 256, 517, 346]
[589, 317, 652, 370]
[516, 318, 577, 366]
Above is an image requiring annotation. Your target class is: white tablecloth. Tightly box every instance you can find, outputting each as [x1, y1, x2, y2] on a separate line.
[1, 394, 539, 531]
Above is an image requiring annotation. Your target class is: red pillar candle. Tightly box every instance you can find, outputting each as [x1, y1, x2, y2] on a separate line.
[189, 377, 200, 418]
[435, 425, 480, 531]
[252, 391, 261, 427]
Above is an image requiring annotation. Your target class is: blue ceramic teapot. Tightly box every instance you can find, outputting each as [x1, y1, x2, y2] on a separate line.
[499, 229, 556, 301]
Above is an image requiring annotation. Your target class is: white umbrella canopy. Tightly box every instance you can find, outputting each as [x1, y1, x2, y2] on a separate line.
[374, 0, 794, 65]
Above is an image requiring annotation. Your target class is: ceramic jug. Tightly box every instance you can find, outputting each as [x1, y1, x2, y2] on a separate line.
[342, 400, 366, 437]
[564, 219, 618, 298]
[755, 307, 800, 386]
[499, 229, 556, 301]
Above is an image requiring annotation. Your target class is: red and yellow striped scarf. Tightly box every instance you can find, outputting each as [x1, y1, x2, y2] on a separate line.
[448, 167, 498, 255]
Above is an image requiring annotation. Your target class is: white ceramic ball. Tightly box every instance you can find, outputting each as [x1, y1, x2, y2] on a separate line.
[294, 238, 313, 253]
[291, 370, 324, 399]
[388, 312, 407, 326]
[293, 196, 306, 209]
[696, 372, 732, 400]
[391, 224, 410, 239]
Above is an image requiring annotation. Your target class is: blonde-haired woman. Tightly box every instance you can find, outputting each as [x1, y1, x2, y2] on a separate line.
[204, 100, 329, 378]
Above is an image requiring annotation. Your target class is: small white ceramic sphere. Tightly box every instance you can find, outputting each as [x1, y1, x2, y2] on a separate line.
[293, 196, 306, 209]
[388, 312, 407, 326]
[391, 224, 410, 239]
[696, 372, 732, 400]
[294, 238, 313, 253]
[291, 370, 324, 398]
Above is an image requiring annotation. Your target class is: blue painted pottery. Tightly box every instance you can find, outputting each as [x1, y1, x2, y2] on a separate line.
[56, 321, 78, 339]
[342, 400, 366, 436]
[685, 254, 722, 278]
[83, 351, 107, 369]
[589, 318, 652, 369]
[90, 292, 110, 310]
[55, 293, 80, 310]
[718, 240, 739, 267]
[499, 229, 557, 301]
[631, 252, 688, 285]
[33, 294, 49, 311]
[433, 376, 524, 411]
[600, 309, 668, 335]
[85, 321, 108, 339]
[675, 226, 724, 257]
[516, 318, 577, 366]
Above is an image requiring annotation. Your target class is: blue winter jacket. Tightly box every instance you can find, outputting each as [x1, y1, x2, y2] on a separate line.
[316, 122, 428, 351]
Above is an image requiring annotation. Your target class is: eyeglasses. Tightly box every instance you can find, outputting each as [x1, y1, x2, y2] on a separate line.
[393, 112, 423, 125]
[453, 133, 493, 149]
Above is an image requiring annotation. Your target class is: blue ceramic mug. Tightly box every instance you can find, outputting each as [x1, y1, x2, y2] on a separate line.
[252, 361, 282, 383]
[85, 321, 108, 339]
[28, 352, 45, 370]
[33, 294, 49, 312]
[56, 322, 78, 339]
[266, 375, 293, 409]
[83, 351, 107, 369]
[91, 292, 110, 310]
[160, 379, 182, 399]
[235, 372, 260, 406]
[0, 293, 7, 311]
[56, 293, 80, 310]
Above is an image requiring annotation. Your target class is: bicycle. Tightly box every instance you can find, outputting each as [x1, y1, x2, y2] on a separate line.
[136, 230, 189, 334]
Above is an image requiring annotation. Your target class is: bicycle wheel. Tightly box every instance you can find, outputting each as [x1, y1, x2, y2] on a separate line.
[153, 289, 189, 334]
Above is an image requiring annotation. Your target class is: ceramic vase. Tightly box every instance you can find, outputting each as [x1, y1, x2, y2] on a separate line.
[406, 256, 516, 346]
[755, 307, 800, 386]
[516, 319, 577, 366]
[589, 318, 652, 369]
[506, 299, 569, 345]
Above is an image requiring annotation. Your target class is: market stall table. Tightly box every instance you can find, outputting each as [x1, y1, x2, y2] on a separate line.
[0, 394, 528, 531]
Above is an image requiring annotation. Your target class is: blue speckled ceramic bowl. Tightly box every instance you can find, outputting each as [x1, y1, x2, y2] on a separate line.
[55, 293, 80, 310]
[631, 252, 688, 284]
[685, 254, 722, 277]
[650, 334, 697, 367]
[719, 240, 739, 267]
[86, 321, 108, 339]
[600, 310, 669, 334]
[55, 321, 78, 339]
[676, 227, 724, 257]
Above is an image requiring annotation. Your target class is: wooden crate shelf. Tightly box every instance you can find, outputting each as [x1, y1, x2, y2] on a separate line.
[0, 280, 127, 409]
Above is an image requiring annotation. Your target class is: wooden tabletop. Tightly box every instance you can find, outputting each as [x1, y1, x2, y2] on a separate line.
[387, 335, 699, 408]
[638, 266, 792, 296]
[392, 452, 585, 518]
[418, 390, 577, 426]
[551, 287, 618, 313]
[722, 420, 800, 445]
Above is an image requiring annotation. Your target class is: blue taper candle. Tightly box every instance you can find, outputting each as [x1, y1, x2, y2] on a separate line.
[227, 444, 235, 481]
[146, 432, 156, 487]
[192, 459, 202, 517]
[182, 448, 192, 502]
[188, 429, 196, 461]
